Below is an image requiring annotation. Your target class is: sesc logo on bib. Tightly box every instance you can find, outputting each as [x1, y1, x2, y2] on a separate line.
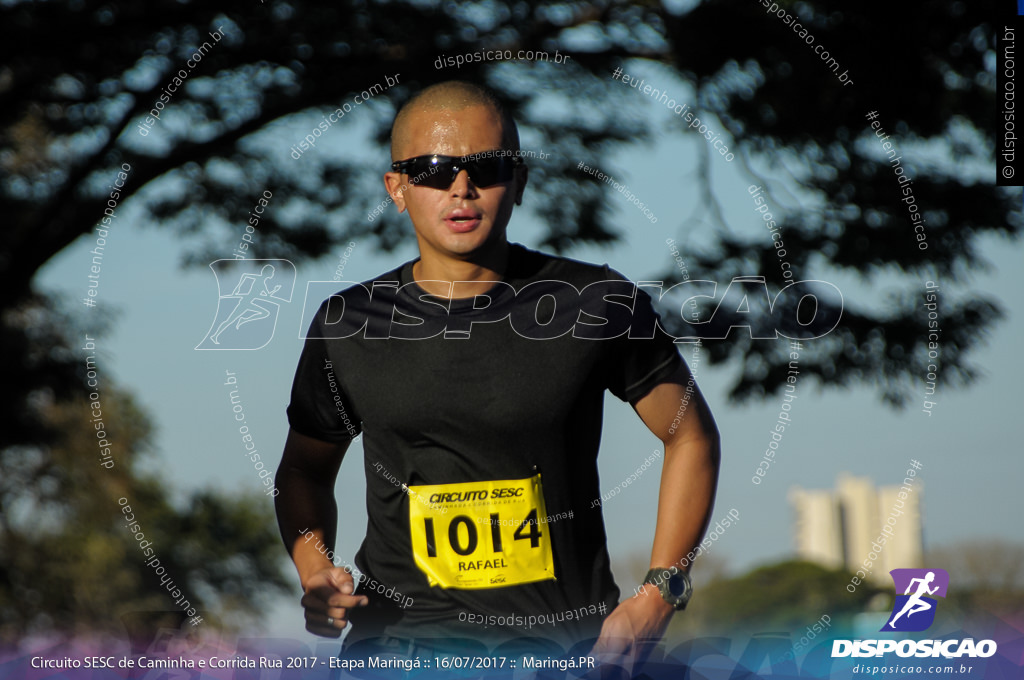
[408, 474, 556, 589]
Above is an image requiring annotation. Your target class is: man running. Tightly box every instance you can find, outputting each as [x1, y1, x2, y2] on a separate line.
[274, 80, 721, 668]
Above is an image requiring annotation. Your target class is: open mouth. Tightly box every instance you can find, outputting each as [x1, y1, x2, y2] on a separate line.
[444, 209, 482, 232]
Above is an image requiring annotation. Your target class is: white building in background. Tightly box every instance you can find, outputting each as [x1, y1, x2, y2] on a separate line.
[790, 487, 843, 569]
[876, 485, 924, 571]
[837, 475, 878, 576]
[790, 474, 923, 584]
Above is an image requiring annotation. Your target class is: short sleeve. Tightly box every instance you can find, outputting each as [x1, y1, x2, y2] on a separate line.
[603, 268, 683, 404]
[286, 313, 363, 443]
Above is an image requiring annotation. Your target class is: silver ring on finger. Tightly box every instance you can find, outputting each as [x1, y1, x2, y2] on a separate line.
[326, 616, 335, 626]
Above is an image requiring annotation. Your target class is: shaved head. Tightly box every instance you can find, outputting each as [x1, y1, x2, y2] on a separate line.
[390, 81, 520, 160]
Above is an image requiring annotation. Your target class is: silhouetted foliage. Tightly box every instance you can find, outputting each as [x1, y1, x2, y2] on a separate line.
[0, 306, 290, 642]
[1, 1, 1017, 414]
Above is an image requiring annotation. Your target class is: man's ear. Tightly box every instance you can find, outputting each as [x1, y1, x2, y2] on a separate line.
[514, 164, 528, 206]
[384, 172, 409, 213]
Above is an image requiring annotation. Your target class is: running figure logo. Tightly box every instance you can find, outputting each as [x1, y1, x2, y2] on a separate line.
[196, 259, 295, 350]
[882, 568, 949, 632]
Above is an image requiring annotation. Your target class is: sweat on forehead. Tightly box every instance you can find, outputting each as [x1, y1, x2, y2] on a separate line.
[390, 81, 520, 159]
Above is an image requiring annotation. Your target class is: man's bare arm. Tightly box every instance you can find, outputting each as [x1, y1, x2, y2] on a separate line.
[275, 428, 348, 578]
[275, 427, 366, 636]
[637, 362, 721, 585]
[592, 361, 721, 666]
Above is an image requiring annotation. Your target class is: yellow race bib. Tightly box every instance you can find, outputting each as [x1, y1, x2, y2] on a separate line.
[408, 474, 556, 589]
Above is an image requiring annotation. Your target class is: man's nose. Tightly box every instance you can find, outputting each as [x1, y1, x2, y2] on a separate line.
[449, 169, 479, 197]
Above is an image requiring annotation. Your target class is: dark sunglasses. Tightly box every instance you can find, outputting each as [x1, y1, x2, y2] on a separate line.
[390, 153, 522, 190]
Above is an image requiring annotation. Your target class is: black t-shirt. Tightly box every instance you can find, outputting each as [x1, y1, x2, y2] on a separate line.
[287, 243, 682, 647]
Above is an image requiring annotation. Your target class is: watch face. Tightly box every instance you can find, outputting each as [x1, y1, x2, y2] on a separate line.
[667, 573, 688, 598]
[644, 567, 691, 608]
[659, 568, 691, 608]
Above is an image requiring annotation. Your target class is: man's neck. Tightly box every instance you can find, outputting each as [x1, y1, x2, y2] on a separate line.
[413, 241, 511, 299]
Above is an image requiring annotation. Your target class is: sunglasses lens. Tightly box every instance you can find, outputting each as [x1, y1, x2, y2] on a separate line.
[406, 157, 457, 189]
[466, 157, 515, 187]
[400, 155, 519, 189]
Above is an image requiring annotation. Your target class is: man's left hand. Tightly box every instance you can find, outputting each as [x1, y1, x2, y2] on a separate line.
[589, 584, 675, 675]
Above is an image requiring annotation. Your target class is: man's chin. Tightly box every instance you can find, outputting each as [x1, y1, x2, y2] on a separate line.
[437, 229, 505, 257]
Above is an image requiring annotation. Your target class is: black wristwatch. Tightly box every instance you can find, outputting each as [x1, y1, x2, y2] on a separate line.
[642, 566, 693, 611]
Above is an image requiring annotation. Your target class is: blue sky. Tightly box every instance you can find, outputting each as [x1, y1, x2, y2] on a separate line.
[35, 68, 1023, 639]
